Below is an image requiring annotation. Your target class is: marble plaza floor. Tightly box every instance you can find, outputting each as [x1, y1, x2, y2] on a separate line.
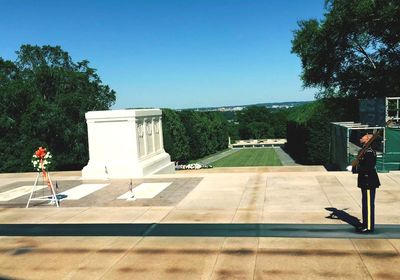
[0, 167, 400, 279]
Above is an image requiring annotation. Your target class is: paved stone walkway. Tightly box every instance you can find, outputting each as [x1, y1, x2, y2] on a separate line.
[195, 149, 240, 165]
[0, 168, 400, 279]
[275, 147, 299, 165]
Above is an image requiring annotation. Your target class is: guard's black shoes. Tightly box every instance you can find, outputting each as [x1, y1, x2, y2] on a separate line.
[356, 227, 374, 234]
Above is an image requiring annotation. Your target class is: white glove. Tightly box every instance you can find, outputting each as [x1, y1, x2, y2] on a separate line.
[346, 165, 352, 172]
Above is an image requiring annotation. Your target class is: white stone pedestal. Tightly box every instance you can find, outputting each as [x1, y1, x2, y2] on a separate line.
[82, 109, 175, 179]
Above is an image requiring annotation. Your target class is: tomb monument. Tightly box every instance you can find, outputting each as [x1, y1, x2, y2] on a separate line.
[82, 109, 175, 179]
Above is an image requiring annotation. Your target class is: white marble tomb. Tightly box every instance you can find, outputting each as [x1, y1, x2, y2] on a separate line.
[82, 109, 175, 179]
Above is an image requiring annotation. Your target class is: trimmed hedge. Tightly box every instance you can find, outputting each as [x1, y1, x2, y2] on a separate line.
[285, 98, 358, 165]
[162, 109, 229, 163]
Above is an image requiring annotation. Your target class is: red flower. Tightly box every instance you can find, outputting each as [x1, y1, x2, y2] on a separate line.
[35, 147, 47, 159]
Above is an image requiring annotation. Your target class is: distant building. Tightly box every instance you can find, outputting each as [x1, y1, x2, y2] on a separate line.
[230, 139, 287, 148]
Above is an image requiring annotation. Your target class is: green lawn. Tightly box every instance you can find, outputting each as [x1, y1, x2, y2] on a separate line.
[211, 148, 282, 167]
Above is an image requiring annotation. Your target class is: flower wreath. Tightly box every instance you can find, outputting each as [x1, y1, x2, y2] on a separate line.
[32, 147, 52, 172]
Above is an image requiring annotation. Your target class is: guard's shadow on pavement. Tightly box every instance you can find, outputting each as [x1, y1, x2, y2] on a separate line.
[325, 207, 363, 228]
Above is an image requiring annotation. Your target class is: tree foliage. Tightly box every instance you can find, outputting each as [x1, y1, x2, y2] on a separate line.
[292, 0, 400, 98]
[0, 45, 116, 172]
[162, 109, 229, 162]
[285, 98, 358, 164]
[236, 106, 288, 139]
[162, 109, 190, 162]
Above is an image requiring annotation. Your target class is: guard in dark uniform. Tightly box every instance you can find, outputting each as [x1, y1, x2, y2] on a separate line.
[352, 134, 380, 233]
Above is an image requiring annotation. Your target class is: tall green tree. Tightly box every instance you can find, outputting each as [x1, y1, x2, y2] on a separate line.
[207, 112, 229, 151]
[0, 45, 116, 172]
[236, 106, 286, 139]
[270, 109, 288, 138]
[292, 0, 400, 99]
[0, 58, 22, 171]
[285, 98, 358, 164]
[162, 109, 190, 162]
[179, 110, 210, 159]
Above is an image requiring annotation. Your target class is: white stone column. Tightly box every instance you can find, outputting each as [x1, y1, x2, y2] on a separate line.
[151, 117, 157, 153]
[154, 117, 161, 152]
[159, 116, 165, 151]
[143, 117, 148, 156]
[136, 120, 145, 158]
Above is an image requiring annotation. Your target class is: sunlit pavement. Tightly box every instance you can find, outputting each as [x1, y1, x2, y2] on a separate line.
[0, 167, 400, 279]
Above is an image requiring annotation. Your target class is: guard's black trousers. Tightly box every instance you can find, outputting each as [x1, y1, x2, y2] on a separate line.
[361, 188, 376, 230]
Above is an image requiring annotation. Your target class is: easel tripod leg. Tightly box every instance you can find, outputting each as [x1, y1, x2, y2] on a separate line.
[48, 173, 59, 207]
[26, 173, 40, 208]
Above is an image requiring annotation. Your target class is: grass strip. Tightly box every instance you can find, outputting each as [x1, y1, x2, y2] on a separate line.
[211, 148, 282, 167]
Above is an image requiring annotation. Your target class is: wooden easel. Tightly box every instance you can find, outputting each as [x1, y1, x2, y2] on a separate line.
[26, 172, 59, 208]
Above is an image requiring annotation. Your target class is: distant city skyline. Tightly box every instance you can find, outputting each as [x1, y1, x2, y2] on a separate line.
[184, 100, 310, 111]
[1, 0, 325, 109]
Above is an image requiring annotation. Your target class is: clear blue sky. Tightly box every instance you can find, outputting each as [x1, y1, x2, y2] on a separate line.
[1, 0, 325, 109]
